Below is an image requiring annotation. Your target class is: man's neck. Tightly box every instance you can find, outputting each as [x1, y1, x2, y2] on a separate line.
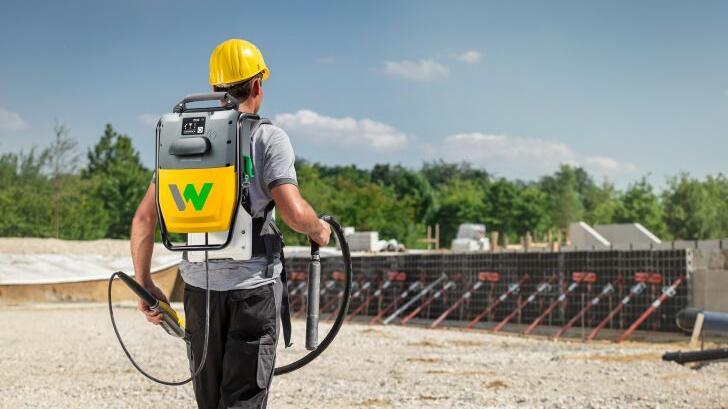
[238, 102, 257, 115]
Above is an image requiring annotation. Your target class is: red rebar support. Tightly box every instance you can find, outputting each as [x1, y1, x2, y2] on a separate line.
[293, 280, 335, 319]
[370, 281, 422, 325]
[616, 275, 685, 343]
[346, 283, 386, 321]
[400, 280, 456, 325]
[553, 282, 615, 340]
[318, 271, 347, 315]
[286, 271, 308, 311]
[431, 272, 498, 328]
[492, 275, 556, 333]
[523, 272, 596, 335]
[466, 275, 529, 331]
[346, 272, 405, 321]
[584, 274, 656, 341]
[326, 281, 371, 321]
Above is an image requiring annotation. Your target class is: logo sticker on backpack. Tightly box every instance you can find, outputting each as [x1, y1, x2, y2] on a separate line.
[168, 183, 213, 211]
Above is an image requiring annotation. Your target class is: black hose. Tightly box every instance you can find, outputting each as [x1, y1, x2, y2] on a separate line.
[274, 215, 353, 375]
[109, 215, 352, 381]
[108, 251, 211, 386]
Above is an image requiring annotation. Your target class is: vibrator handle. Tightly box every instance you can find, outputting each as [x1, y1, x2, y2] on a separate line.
[113, 271, 185, 338]
[306, 240, 321, 350]
[116, 271, 158, 309]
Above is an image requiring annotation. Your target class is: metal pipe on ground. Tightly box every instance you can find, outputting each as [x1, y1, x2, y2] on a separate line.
[677, 308, 728, 334]
[662, 348, 728, 364]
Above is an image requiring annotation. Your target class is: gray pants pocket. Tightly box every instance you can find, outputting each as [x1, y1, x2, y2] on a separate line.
[256, 334, 276, 389]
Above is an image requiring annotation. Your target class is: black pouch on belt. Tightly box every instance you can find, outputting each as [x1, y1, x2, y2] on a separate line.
[253, 208, 292, 348]
[260, 219, 282, 279]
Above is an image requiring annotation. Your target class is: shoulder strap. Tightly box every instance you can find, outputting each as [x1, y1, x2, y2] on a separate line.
[240, 115, 272, 180]
[240, 115, 273, 214]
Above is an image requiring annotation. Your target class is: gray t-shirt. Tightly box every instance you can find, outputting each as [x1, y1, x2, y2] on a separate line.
[156, 122, 297, 291]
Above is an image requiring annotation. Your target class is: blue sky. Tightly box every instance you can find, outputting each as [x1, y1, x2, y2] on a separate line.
[0, 0, 726, 187]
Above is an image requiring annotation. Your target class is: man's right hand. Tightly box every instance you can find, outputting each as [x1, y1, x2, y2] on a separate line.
[137, 281, 170, 325]
[309, 219, 331, 247]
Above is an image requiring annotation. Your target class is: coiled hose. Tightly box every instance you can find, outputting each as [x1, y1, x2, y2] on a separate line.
[108, 215, 352, 383]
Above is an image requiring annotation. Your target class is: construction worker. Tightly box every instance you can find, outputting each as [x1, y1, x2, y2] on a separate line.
[130, 38, 330, 409]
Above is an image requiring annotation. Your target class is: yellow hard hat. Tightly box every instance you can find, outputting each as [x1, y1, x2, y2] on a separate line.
[209, 39, 270, 87]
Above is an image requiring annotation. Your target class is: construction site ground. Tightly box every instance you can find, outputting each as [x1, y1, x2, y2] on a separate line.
[0, 303, 726, 409]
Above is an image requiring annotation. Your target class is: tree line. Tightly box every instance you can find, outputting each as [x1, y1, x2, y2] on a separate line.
[1, 124, 726, 248]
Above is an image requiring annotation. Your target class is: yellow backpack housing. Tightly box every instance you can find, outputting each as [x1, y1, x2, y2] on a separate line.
[155, 92, 253, 251]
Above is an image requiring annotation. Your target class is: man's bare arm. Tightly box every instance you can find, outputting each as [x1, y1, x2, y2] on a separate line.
[130, 183, 168, 324]
[131, 184, 157, 284]
[270, 184, 330, 246]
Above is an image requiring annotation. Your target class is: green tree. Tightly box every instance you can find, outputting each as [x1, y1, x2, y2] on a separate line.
[513, 184, 550, 237]
[58, 177, 110, 239]
[371, 164, 435, 221]
[614, 177, 668, 238]
[539, 165, 586, 229]
[704, 175, 728, 237]
[583, 181, 622, 225]
[483, 178, 519, 240]
[83, 124, 151, 238]
[662, 173, 719, 239]
[427, 178, 487, 246]
[48, 120, 80, 238]
[0, 150, 53, 237]
[421, 160, 491, 189]
[306, 161, 371, 184]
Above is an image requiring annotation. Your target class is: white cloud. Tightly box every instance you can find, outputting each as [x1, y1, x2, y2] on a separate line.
[456, 50, 481, 64]
[438, 132, 637, 178]
[582, 156, 637, 173]
[138, 113, 162, 127]
[0, 107, 29, 130]
[275, 110, 409, 152]
[383, 59, 449, 82]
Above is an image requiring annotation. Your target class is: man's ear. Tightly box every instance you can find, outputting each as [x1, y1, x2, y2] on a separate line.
[252, 77, 262, 97]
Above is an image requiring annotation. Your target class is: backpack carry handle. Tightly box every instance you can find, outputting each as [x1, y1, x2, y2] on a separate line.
[173, 92, 239, 113]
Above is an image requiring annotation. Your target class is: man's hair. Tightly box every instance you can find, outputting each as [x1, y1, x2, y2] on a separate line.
[213, 73, 263, 102]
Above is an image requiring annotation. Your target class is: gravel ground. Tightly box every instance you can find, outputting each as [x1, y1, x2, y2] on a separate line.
[0, 303, 726, 409]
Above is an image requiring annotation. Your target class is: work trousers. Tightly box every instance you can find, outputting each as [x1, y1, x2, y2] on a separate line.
[184, 278, 282, 409]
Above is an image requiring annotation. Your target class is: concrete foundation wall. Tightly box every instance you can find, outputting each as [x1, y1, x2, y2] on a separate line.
[567, 222, 610, 250]
[691, 249, 728, 312]
[594, 223, 661, 246]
